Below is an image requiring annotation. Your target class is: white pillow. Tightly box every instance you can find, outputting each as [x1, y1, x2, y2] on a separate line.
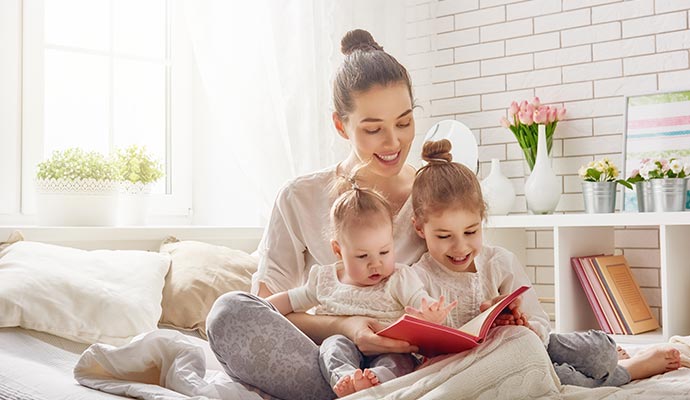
[0, 241, 171, 345]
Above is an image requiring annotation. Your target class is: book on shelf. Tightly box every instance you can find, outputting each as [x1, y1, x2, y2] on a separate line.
[581, 255, 627, 334]
[592, 255, 659, 335]
[572, 254, 659, 335]
[571, 255, 613, 334]
[376, 285, 529, 357]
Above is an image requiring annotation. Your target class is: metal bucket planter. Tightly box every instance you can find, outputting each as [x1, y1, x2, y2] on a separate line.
[582, 181, 617, 213]
[651, 178, 688, 212]
[635, 180, 654, 212]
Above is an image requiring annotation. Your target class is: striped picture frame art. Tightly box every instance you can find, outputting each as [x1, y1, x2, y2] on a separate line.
[623, 90, 690, 212]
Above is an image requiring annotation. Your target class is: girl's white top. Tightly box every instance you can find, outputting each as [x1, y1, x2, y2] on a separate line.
[251, 165, 427, 295]
[412, 245, 551, 345]
[287, 262, 430, 325]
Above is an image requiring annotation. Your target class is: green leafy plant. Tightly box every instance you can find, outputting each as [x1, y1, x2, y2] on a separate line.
[115, 145, 164, 184]
[578, 158, 630, 188]
[36, 148, 118, 181]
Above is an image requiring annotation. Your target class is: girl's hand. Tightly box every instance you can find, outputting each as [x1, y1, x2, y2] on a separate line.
[480, 295, 526, 328]
[344, 316, 418, 356]
[404, 295, 458, 324]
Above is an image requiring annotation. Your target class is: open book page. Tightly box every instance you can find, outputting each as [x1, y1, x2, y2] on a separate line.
[459, 298, 506, 337]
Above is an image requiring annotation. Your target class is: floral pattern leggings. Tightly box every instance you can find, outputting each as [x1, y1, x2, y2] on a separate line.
[206, 291, 336, 400]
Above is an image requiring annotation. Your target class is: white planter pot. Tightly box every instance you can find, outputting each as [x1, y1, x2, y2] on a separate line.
[118, 182, 153, 226]
[35, 179, 119, 226]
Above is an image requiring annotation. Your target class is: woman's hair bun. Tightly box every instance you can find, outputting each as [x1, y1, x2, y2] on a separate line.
[341, 29, 383, 56]
[422, 139, 453, 163]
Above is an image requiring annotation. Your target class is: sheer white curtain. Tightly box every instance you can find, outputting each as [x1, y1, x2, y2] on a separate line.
[184, 0, 405, 226]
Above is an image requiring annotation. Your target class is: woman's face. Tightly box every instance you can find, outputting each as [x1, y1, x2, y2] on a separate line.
[337, 83, 415, 178]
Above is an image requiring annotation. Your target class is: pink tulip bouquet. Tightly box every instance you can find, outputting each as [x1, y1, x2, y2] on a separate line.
[501, 97, 566, 171]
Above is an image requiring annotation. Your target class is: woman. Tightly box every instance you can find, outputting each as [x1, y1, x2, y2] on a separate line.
[206, 29, 553, 400]
[206, 29, 426, 400]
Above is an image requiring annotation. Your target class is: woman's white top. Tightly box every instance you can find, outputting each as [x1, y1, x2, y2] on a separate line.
[287, 262, 430, 325]
[251, 165, 426, 295]
[412, 246, 551, 345]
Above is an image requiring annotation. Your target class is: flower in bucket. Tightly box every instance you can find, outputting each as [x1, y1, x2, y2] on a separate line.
[624, 157, 689, 188]
[578, 158, 627, 186]
[500, 97, 566, 171]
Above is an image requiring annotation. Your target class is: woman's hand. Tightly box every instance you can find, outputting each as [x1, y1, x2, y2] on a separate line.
[404, 295, 458, 324]
[343, 316, 419, 356]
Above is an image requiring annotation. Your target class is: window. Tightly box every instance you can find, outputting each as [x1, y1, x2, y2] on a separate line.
[21, 0, 192, 218]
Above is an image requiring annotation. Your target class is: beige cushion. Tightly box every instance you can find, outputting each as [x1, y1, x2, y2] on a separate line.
[159, 237, 257, 338]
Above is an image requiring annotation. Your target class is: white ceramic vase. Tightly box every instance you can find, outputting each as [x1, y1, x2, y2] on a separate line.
[524, 125, 561, 214]
[481, 158, 515, 215]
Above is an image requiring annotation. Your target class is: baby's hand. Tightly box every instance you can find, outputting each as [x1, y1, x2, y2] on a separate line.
[405, 295, 458, 324]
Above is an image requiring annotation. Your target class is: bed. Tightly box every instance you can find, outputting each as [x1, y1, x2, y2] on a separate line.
[1, 227, 690, 400]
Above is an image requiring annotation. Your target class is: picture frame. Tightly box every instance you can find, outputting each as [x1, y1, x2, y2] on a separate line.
[622, 90, 690, 212]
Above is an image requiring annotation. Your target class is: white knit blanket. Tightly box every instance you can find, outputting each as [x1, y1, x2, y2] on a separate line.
[74, 328, 690, 400]
[344, 325, 561, 400]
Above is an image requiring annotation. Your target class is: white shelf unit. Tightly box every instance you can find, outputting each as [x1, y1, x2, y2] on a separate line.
[484, 212, 690, 345]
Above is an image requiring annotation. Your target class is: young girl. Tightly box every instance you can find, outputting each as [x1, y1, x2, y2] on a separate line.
[267, 175, 456, 397]
[408, 139, 681, 388]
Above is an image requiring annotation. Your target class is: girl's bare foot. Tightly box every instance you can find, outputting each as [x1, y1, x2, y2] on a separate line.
[619, 346, 681, 380]
[617, 345, 630, 360]
[333, 369, 380, 397]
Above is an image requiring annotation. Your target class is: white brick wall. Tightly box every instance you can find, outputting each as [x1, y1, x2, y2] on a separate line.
[404, 0, 689, 324]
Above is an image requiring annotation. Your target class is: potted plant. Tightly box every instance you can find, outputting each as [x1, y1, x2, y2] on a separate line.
[35, 148, 119, 226]
[633, 158, 688, 212]
[578, 158, 627, 214]
[623, 158, 654, 212]
[115, 145, 164, 225]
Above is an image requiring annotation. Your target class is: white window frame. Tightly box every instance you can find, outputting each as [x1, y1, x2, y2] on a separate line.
[20, 0, 193, 222]
[0, 0, 22, 218]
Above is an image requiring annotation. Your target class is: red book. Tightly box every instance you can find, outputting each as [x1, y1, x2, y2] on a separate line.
[571, 256, 612, 334]
[376, 285, 529, 357]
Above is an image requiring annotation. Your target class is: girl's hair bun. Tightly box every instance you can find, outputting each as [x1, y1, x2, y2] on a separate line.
[422, 139, 453, 163]
[341, 29, 383, 55]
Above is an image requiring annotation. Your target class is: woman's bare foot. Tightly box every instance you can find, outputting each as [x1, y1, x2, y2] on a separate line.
[333, 369, 380, 397]
[617, 345, 630, 360]
[619, 345, 681, 380]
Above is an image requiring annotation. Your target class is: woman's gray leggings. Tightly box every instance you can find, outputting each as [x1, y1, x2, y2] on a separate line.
[206, 291, 336, 400]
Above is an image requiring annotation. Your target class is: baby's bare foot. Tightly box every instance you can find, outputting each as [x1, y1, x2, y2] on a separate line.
[333, 375, 355, 398]
[619, 346, 681, 380]
[333, 369, 380, 397]
[352, 368, 380, 392]
[617, 345, 630, 360]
